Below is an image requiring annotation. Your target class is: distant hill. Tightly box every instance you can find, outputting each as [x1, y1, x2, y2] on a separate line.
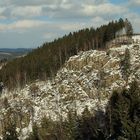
[0, 48, 31, 53]
[0, 48, 32, 60]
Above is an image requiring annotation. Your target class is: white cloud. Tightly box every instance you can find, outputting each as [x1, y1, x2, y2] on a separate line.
[59, 23, 85, 31]
[128, 0, 140, 6]
[124, 12, 140, 33]
[0, 0, 109, 19]
[43, 32, 59, 40]
[0, 19, 88, 34]
[11, 6, 42, 18]
[0, 0, 61, 6]
[0, 0, 140, 48]
[0, 20, 46, 31]
[82, 3, 128, 17]
[90, 17, 108, 28]
[0, 7, 6, 19]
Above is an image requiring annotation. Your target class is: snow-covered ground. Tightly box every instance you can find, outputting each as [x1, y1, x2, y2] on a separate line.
[0, 43, 140, 139]
[132, 34, 140, 43]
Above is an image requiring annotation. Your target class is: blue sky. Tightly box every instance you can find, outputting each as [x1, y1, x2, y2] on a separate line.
[0, 0, 140, 48]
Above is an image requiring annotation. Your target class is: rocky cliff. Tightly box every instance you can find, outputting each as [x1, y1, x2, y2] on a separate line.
[0, 44, 140, 139]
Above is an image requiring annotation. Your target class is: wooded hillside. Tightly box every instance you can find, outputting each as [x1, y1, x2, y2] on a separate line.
[0, 18, 125, 89]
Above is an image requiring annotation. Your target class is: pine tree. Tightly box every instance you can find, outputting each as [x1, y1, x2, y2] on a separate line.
[125, 18, 133, 37]
[63, 110, 78, 140]
[2, 107, 18, 140]
[121, 48, 131, 83]
[3, 123, 18, 140]
[106, 81, 140, 139]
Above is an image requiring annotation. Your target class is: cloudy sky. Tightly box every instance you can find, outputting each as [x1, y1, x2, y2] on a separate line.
[0, 0, 140, 48]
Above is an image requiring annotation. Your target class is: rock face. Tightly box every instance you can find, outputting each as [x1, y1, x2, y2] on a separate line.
[0, 44, 140, 139]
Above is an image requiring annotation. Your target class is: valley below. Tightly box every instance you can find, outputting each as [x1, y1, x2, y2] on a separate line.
[0, 48, 32, 60]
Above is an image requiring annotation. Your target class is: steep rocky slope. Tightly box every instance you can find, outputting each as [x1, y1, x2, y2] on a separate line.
[0, 44, 140, 139]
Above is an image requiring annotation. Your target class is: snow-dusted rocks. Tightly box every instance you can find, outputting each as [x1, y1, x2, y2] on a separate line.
[132, 34, 140, 44]
[0, 44, 140, 139]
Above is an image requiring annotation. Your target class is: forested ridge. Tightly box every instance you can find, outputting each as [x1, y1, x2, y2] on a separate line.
[0, 18, 125, 89]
